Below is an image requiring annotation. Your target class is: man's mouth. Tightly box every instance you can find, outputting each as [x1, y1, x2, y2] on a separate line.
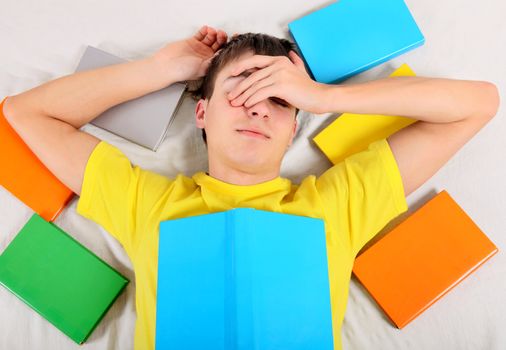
[236, 129, 270, 139]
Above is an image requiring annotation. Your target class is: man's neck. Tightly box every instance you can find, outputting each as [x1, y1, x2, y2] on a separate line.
[207, 162, 280, 186]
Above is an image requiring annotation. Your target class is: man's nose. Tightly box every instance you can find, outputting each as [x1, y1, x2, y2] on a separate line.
[246, 99, 270, 119]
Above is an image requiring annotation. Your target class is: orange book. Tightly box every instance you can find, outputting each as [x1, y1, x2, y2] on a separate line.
[0, 97, 74, 221]
[352, 190, 498, 328]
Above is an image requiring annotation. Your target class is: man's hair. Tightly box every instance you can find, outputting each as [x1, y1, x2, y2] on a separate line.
[191, 33, 299, 143]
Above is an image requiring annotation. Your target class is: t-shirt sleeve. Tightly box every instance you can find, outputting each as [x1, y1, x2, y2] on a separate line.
[316, 138, 408, 257]
[76, 141, 174, 258]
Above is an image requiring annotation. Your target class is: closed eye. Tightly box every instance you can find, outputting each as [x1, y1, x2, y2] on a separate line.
[269, 97, 290, 108]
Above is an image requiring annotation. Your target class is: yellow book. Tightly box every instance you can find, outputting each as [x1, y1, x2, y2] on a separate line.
[313, 64, 416, 164]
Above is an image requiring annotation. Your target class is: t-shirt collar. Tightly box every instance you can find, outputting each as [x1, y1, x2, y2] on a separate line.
[192, 172, 291, 197]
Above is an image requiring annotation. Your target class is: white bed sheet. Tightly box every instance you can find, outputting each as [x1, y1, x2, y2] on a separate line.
[1, 0, 505, 349]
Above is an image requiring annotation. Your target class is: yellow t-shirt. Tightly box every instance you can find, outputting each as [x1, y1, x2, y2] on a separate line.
[76, 138, 407, 350]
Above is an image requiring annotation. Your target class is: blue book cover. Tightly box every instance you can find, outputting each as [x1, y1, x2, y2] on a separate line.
[288, 0, 425, 83]
[155, 208, 333, 350]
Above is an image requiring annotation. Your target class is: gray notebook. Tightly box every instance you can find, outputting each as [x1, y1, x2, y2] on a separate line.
[75, 46, 186, 151]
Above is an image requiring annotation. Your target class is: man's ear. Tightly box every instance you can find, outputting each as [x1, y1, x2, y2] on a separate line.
[195, 99, 208, 129]
[288, 119, 298, 146]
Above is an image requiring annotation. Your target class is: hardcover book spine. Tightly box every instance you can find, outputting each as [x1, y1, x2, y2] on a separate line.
[234, 209, 256, 349]
[224, 210, 237, 349]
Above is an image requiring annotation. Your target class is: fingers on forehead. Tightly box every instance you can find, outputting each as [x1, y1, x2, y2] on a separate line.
[232, 55, 272, 75]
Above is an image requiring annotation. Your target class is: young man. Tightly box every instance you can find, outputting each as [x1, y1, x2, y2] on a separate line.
[1, 25, 499, 349]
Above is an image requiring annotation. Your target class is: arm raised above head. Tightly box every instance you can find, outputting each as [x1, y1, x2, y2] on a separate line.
[322, 76, 500, 197]
[2, 25, 228, 196]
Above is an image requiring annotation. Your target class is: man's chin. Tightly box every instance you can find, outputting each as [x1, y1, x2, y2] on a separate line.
[228, 151, 276, 172]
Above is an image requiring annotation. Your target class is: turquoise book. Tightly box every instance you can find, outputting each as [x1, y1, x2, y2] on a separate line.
[0, 214, 129, 344]
[155, 208, 334, 350]
[288, 0, 425, 83]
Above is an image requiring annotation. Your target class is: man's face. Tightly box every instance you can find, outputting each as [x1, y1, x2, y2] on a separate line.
[195, 51, 298, 176]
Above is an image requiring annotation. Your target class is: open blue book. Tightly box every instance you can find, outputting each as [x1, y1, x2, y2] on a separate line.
[288, 0, 425, 83]
[155, 208, 333, 350]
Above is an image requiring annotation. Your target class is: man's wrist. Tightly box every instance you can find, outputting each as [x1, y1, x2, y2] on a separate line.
[318, 83, 346, 114]
[147, 54, 180, 87]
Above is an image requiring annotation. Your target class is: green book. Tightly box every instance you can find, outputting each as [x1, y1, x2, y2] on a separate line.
[0, 214, 129, 344]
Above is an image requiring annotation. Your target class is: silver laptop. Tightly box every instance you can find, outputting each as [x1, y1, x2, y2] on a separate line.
[75, 46, 186, 151]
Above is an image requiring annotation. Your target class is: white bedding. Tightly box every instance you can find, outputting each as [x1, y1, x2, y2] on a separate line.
[1, 0, 505, 349]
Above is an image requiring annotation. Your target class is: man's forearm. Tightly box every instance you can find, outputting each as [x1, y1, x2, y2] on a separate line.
[8, 55, 176, 128]
[322, 76, 499, 122]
